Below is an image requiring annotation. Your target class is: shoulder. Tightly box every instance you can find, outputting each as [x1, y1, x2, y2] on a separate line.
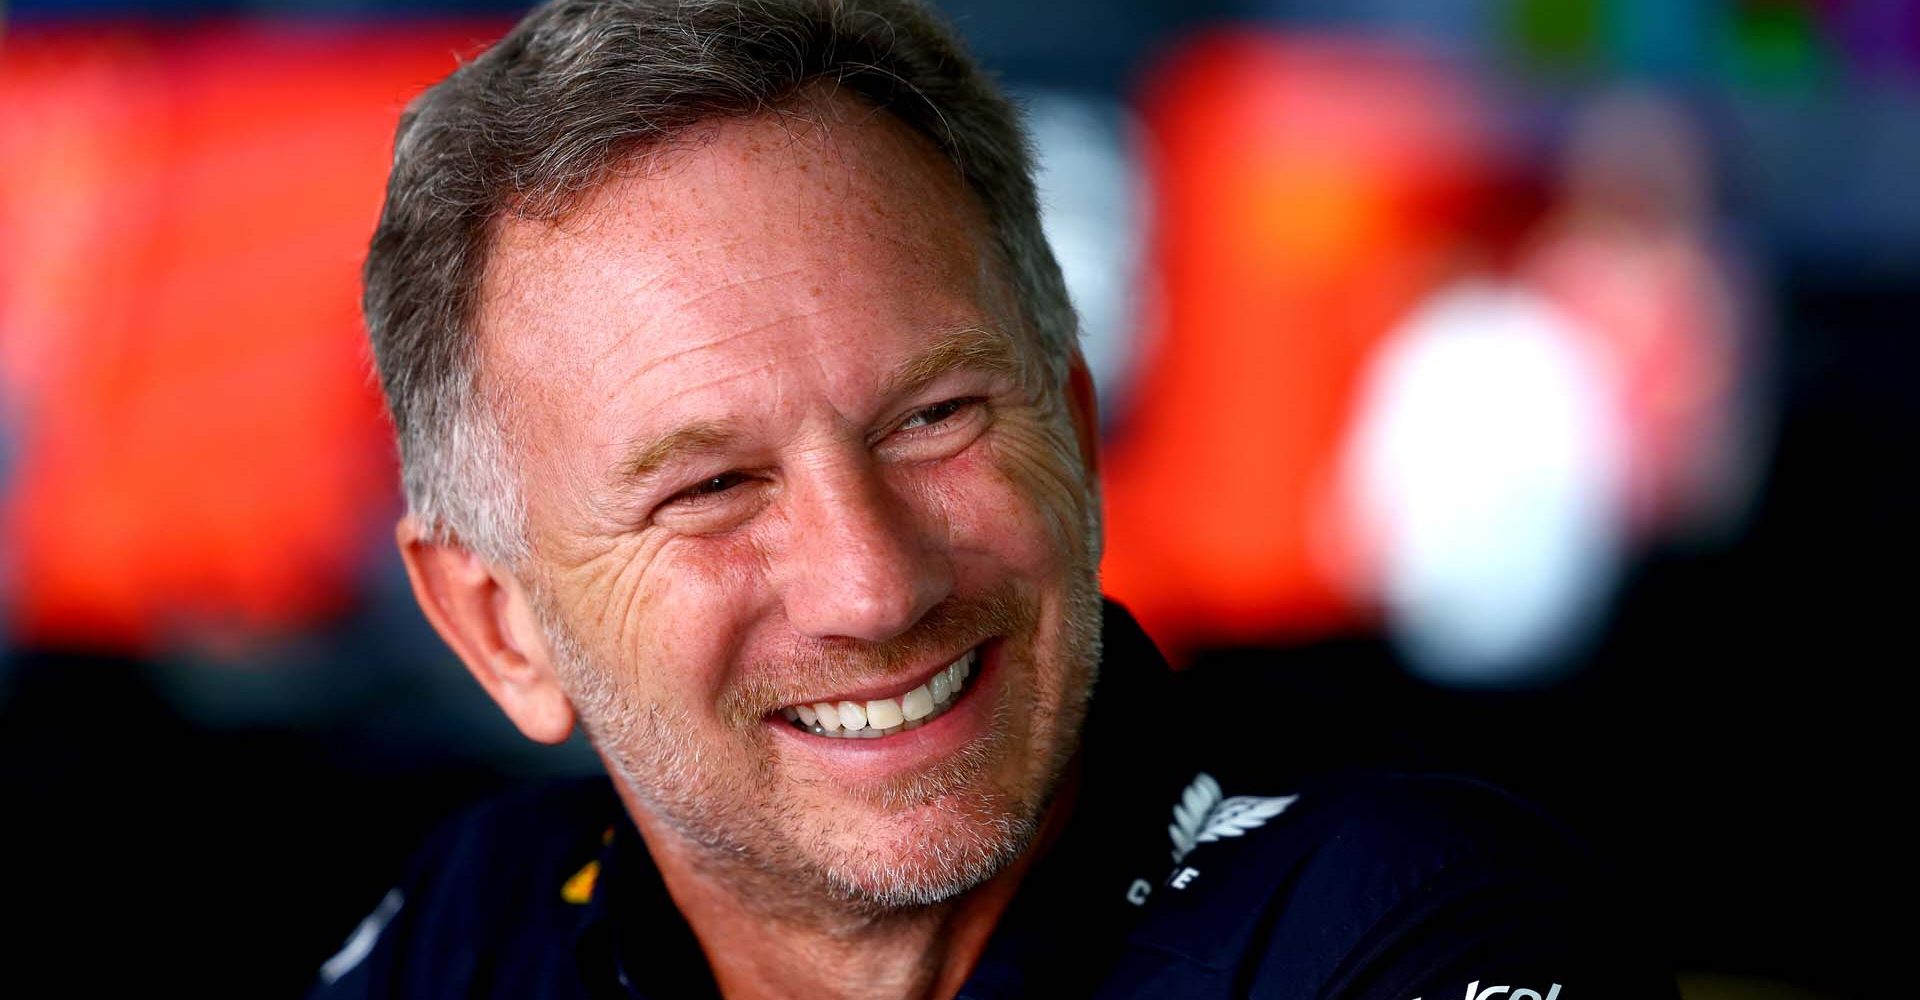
[1120, 766, 1675, 1000]
[1080, 606, 1675, 998]
[309, 776, 623, 1000]
[1288, 771, 1675, 1000]
[1119, 769, 1569, 960]
[410, 775, 624, 895]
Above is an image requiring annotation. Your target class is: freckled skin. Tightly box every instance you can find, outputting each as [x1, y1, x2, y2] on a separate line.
[475, 91, 1102, 997]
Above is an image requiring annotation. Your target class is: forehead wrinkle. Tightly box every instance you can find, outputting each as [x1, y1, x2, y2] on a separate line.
[639, 321, 1021, 449]
[593, 300, 856, 411]
[663, 264, 810, 315]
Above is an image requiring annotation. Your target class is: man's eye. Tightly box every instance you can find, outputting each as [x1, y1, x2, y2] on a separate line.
[899, 398, 980, 432]
[674, 472, 751, 502]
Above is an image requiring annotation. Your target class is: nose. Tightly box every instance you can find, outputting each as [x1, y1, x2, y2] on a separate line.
[779, 456, 952, 643]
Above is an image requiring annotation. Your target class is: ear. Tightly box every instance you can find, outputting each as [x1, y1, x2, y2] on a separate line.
[395, 517, 577, 744]
[1065, 351, 1101, 479]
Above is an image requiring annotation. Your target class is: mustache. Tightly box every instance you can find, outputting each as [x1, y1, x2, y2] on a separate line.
[722, 586, 1037, 725]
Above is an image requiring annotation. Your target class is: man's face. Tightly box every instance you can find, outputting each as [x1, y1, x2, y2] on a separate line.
[477, 96, 1102, 913]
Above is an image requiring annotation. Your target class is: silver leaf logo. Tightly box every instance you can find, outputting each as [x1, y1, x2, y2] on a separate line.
[1168, 772, 1299, 863]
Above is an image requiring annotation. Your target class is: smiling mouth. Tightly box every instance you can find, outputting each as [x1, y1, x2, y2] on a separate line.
[777, 646, 979, 739]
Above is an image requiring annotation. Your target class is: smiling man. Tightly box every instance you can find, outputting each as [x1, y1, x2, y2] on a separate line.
[318, 1, 1677, 998]
[470, 85, 1105, 932]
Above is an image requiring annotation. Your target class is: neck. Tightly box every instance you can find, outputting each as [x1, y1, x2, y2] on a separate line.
[617, 759, 1082, 1000]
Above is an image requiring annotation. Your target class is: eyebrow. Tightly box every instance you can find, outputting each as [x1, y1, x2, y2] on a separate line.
[608, 324, 1024, 493]
[880, 324, 1025, 401]
[613, 420, 742, 485]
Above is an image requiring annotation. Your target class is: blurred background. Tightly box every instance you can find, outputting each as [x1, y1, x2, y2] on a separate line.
[1, 0, 1911, 995]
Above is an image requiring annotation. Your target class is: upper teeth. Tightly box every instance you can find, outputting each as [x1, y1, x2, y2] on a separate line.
[780, 648, 977, 737]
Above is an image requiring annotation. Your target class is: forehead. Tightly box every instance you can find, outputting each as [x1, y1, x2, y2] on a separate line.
[474, 94, 1016, 428]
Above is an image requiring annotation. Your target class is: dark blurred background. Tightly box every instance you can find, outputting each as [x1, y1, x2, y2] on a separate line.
[1, 0, 1911, 996]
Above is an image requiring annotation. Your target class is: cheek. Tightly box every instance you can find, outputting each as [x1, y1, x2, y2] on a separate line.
[554, 530, 771, 708]
[635, 536, 775, 698]
[931, 407, 1093, 578]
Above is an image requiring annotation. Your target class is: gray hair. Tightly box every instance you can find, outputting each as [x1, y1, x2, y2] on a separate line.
[364, 0, 1076, 565]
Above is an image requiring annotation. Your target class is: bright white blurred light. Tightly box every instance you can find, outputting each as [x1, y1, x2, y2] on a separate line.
[1347, 280, 1629, 687]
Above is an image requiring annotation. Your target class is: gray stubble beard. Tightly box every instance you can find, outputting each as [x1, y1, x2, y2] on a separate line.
[540, 551, 1103, 926]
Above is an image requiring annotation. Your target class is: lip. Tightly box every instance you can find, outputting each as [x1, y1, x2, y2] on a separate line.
[769, 645, 981, 712]
[764, 637, 1005, 783]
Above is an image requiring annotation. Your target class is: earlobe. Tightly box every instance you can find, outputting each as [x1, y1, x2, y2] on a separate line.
[395, 518, 578, 745]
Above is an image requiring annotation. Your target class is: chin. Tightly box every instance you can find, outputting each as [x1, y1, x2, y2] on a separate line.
[802, 674, 1090, 913]
[801, 754, 1055, 901]
[812, 797, 1040, 911]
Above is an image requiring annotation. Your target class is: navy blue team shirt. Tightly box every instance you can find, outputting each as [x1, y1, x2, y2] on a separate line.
[314, 601, 1678, 999]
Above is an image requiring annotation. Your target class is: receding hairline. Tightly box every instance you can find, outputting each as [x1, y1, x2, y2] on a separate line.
[464, 86, 1035, 441]
[482, 79, 950, 239]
